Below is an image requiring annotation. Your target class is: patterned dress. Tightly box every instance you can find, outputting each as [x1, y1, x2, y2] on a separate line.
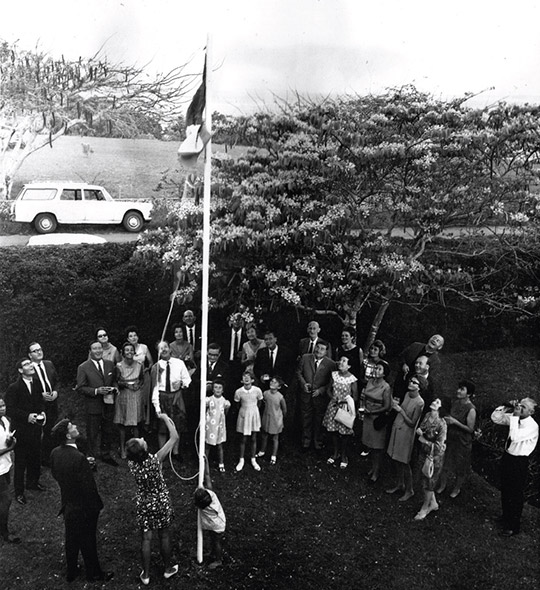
[443, 398, 476, 477]
[235, 386, 263, 435]
[128, 454, 173, 531]
[205, 395, 231, 445]
[114, 360, 144, 426]
[322, 371, 358, 436]
[261, 390, 286, 434]
[418, 413, 447, 491]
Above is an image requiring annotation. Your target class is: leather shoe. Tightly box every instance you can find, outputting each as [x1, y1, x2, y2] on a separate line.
[2, 534, 21, 544]
[27, 483, 47, 492]
[101, 456, 118, 467]
[500, 529, 519, 537]
[67, 566, 81, 582]
[87, 571, 114, 582]
[16, 494, 27, 505]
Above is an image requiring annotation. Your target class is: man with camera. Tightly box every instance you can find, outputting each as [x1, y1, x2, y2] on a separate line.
[5, 358, 46, 505]
[76, 341, 118, 467]
[491, 397, 538, 537]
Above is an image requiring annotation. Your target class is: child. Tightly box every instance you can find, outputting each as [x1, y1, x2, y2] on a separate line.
[205, 380, 231, 473]
[256, 376, 287, 464]
[194, 458, 226, 570]
[234, 371, 263, 471]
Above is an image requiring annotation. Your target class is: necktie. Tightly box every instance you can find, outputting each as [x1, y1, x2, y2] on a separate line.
[269, 349, 274, 368]
[97, 361, 104, 377]
[38, 364, 52, 392]
[233, 330, 240, 357]
[308, 340, 314, 354]
[165, 361, 171, 393]
[315, 359, 321, 370]
[189, 327, 194, 345]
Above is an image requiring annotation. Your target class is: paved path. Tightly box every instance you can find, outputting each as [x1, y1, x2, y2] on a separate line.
[0, 232, 139, 247]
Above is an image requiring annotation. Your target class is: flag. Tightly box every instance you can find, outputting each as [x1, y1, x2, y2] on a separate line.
[178, 56, 211, 164]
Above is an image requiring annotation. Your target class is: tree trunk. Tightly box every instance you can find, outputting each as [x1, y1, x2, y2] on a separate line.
[363, 299, 391, 352]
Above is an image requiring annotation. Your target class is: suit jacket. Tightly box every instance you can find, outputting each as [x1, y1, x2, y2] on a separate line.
[182, 324, 202, 352]
[296, 354, 336, 396]
[191, 358, 231, 399]
[298, 337, 332, 359]
[221, 328, 249, 363]
[5, 377, 45, 436]
[76, 358, 115, 415]
[254, 345, 295, 385]
[34, 359, 60, 409]
[50, 444, 103, 515]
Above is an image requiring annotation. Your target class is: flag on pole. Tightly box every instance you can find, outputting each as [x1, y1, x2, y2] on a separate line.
[179, 56, 211, 164]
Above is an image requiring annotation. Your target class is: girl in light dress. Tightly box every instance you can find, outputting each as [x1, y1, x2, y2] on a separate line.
[234, 371, 263, 472]
[256, 377, 287, 465]
[205, 380, 231, 473]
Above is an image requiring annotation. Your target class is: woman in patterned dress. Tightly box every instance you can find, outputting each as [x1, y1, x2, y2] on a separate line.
[114, 342, 144, 459]
[126, 414, 179, 584]
[437, 379, 477, 498]
[323, 356, 358, 469]
[126, 326, 154, 427]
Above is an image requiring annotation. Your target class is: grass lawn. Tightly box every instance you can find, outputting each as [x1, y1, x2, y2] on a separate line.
[1, 348, 539, 590]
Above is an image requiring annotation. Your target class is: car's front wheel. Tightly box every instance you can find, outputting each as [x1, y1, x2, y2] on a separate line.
[122, 210, 144, 232]
[34, 213, 58, 234]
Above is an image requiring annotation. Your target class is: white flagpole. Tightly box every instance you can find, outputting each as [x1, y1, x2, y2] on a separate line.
[197, 34, 212, 564]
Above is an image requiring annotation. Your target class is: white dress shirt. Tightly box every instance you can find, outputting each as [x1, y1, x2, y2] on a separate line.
[152, 357, 192, 414]
[491, 407, 539, 456]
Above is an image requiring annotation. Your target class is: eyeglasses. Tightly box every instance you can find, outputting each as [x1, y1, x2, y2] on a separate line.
[29, 347, 42, 353]
[97, 333, 107, 338]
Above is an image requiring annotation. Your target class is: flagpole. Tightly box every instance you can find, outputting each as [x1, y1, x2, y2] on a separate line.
[197, 34, 212, 564]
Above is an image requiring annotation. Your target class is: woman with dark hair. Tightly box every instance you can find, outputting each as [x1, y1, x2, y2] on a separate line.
[126, 326, 154, 427]
[114, 342, 144, 459]
[241, 323, 265, 375]
[169, 323, 196, 374]
[93, 327, 121, 363]
[334, 328, 363, 380]
[126, 414, 179, 584]
[362, 339, 386, 382]
[437, 379, 477, 498]
[361, 360, 392, 482]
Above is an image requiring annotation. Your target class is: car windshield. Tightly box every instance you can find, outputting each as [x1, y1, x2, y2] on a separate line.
[20, 188, 57, 200]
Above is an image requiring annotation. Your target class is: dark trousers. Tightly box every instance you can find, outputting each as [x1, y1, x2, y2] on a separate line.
[13, 434, 41, 495]
[64, 506, 102, 579]
[300, 391, 328, 447]
[85, 407, 115, 459]
[42, 401, 58, 464]
[500, 452, 529, 533]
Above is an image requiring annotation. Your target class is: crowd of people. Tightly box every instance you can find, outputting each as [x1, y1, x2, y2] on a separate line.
[0, 311, 538, 583]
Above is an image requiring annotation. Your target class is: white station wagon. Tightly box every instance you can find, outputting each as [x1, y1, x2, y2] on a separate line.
[11, 182, 153, 233]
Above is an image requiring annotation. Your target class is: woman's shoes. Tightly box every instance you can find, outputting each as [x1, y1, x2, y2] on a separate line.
[340, 458, 348, 470]
[256, 451, 265, 458]
[385, 486, 404, 495]
[163, 564, 179, 579]
[235, 459, 244, 472]
[398, 491, 415, 502]
[140, 571, 150, 585]
[449, 488, 461, 498]
[414, 503, 438, 520]
[270, 456, 276, 465]
[327, 457, 336, 465]
[251, 458, 261, 471]
[218, 463, 226, 473]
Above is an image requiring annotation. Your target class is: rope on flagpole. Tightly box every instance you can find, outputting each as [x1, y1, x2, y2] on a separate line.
[161, 275, 182, 343]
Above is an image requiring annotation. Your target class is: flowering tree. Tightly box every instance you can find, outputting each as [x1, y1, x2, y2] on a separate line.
[0, 39, 193, 197]
[139, 88, 540, 345]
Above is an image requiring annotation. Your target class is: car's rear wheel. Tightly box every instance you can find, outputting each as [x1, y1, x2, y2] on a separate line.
[34, 213, 58, 234]
[122, 210, 144, 232]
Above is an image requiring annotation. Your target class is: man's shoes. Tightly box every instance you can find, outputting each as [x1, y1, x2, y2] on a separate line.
[27, 483, 46, 492]
[87, 571, 114, 582]
[101, 456, 118, 467]
[2, 534, 21, 544]
[314, 442, 323, 450]
[16, 495, 27, 505]
[67, 566, 81, 582]
[500, 529, 519, 537]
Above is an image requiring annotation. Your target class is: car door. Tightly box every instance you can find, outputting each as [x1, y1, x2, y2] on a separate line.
[83, 188, 118, 223]
[57, 188, 85, 223]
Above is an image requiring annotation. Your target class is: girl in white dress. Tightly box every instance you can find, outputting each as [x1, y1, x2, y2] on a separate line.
[234, 372, 263, 472]
[205, 381, 231, 472]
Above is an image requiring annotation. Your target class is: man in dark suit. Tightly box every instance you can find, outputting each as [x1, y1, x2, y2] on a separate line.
[298, 321, 332, 359]
[28, 341, 59, 465]
[50, 419, 113, 583]
[253, 330, 295, 389]
[296, 341, 336, 450]
[5, 358, 46, 505]
[76, 341, 117, 466]
[182, 309, 201, 356]
[221, 312, 248, 391]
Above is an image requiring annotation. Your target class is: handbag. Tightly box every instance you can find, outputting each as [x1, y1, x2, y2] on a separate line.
[335, 405, 355, 430]
[373, 412, 390, 431]
[422, 452, 434, 478]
